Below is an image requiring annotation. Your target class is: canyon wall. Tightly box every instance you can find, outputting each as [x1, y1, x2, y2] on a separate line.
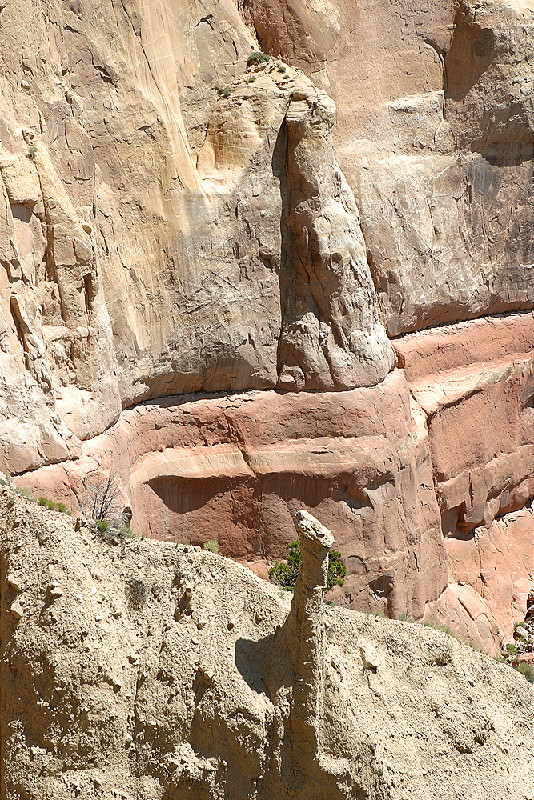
[1, 0, 533, 651]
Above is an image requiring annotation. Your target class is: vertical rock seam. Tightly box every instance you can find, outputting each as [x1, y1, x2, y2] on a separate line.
[289, 510, 335, 785]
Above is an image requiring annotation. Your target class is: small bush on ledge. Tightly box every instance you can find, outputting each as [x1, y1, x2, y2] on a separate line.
[95, 518, 136, 545]
[247, 51, 270, 67]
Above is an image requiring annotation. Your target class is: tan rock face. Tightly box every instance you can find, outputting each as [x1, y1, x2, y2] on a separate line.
[0, 0, 393, 475]
[244, 0, 534, 334]
[1, 492, 533, 800]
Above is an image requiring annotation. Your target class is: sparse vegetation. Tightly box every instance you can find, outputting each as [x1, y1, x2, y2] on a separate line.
[203, 539, 219, 553]
[118, 524, 135, 539]
[27, 145, 37, 159]
[269, 537, 346, 592]
[217, 84, 232, 98]
[0, 476, 71, 514]
[247, 75, 256, 83]
[13, 486, 35, 502]
[84, 472, 123, 522]
[516, 662, 534, 683]
[277, 64, 286, 73]
[247, 50, 270, 67]
[422, 621, 455, 637]
[95, 517, 136, 545]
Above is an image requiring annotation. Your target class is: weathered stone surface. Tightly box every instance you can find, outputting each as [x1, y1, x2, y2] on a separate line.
[395, 313, 534, 536]
[425, 509, 534, 655]
[2, 0, 533, 472]
[0, 0, 394, 475]
[1, 492, 533, 800]
[0, 0, 533, 663]
[394, 314, 534, 653]
[17, 369, 446, 621]
[16, 312, 534, 646]
[424, 511, 534, 656]
[244, 0, 534, 334]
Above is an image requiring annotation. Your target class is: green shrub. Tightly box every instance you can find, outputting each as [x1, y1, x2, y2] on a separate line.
[95, 518, 136, 545]
[247, 75, 256, 83]
[35, 496, 70, 513]
[268, 537, 346, 591]
[327, 550, 346, 589]
[14, 486, 35, 502]
[516, 662, 534, 683]
[117, 524, 135, 539]
[277, 65, 286, 73]
[217, 85, 232, 98]
[27, 145, 37, 159]
[247, 51, 270, 67]
[203, 539, 219, 553]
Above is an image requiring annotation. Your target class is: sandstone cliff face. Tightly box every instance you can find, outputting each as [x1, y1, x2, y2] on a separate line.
[1, 494, 533, 799]
[18, 369, 447, 620]
[1, 0, 534, 651]
[0, 0, 393, 476]
[244, 0, 534, 333]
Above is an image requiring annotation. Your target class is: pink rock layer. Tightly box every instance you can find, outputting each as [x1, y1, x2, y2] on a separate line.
[16, 369, 446, 621]
[16, 313, 534, 654]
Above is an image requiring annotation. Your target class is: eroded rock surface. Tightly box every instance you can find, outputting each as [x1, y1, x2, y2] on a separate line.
[244, 0, 534, 334]
[0, 0, 394, 475]
[0, 0, 533, 657]
[17, 370, 447, 621]
[1, 493, 533, 799]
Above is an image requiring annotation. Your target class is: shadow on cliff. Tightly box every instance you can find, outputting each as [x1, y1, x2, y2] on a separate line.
[444, 7, 496, 103]
[235, 622, 292, 700]
[444, 6, 534, 167]
[271, 117, 293, 380]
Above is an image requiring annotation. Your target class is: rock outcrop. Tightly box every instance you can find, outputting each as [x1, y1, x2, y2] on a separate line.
[0, 0, 533, 654]
[1, 493, 533, 799]
[285, 510, 334, 788]
[244, 0, 534, 333]
[0, 1, 393, 477]
[16, 369, 447, 621]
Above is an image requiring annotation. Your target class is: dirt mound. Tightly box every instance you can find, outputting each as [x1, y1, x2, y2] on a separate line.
[1, 491, 533, 799]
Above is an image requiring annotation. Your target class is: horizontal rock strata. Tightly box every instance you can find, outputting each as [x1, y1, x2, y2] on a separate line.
[16, 369, 447, 621]
[0, 0, 533, 659]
